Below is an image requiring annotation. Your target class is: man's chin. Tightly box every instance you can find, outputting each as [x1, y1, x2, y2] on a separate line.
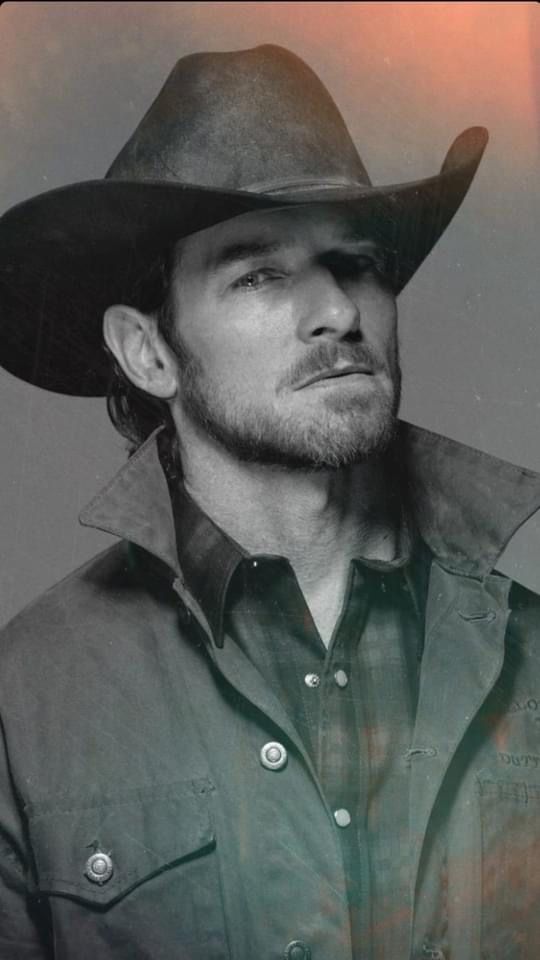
[208, 411, 399, 471]
[277, 396, 400, 470]
[294, 420, 398, 470]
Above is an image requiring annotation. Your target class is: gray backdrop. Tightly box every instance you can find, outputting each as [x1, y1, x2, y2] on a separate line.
[1, 1, 539, 624]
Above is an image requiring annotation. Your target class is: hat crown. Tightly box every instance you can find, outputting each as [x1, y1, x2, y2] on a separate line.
[106, 44, 371, 191]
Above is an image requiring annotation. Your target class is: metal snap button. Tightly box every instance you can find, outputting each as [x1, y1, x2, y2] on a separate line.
[333, 807, 352, 828]
[284, 940, 311, 960]
[260, 741, 288, 771]
[85, 851, 114, 884]
[334, 669, 349, 688]
[304, 673, 321, 688]
[422, 945, 445, 959]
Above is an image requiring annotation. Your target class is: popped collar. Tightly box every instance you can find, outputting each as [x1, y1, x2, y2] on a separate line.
[79, 420, 540, 615]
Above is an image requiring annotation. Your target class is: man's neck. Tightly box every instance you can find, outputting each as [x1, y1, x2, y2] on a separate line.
[179, 439, 401, 646]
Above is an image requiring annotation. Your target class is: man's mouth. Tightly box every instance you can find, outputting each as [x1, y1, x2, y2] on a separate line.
[295, 363, 374, 390]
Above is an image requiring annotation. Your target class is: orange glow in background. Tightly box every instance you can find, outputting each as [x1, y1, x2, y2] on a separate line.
[0, 2, 538, 197]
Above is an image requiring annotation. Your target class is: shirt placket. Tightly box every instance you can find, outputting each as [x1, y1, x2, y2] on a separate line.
[316, 564, 374, 953]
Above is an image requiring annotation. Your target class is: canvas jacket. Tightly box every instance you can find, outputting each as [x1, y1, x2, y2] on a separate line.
[1, 422, 540, 960]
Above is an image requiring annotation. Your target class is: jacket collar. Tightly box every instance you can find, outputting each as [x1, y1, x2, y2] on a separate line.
[79, 421, 540, 590]
[80, 430, 181, 576]
[401, 423, 540, 581]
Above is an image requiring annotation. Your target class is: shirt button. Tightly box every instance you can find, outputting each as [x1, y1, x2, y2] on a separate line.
[284, 941, 311, 960]
[334, 669, 349, 688]
[333, 808, 352, 828]
[85, 851, 114, 884]
[260, 741, 288, 771]
[304, 673, 321, 688]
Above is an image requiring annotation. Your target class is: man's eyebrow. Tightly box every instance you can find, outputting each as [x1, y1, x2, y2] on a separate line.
[207, 234, 381, 273]
[337, 232, 380, 249]
[209, 240, 285, 270]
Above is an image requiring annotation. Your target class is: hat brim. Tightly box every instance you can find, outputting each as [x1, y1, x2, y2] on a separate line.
[0, 126, 487, 396]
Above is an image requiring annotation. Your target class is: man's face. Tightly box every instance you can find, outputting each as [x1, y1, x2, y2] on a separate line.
[167, 205, 401, 469]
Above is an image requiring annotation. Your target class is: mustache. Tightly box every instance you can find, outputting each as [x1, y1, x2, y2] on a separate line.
[279, 342, 385, 390]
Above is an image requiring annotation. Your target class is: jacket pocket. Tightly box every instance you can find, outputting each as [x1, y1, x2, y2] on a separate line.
[26, 779, 230, 959]
[478, 777, 540, 960]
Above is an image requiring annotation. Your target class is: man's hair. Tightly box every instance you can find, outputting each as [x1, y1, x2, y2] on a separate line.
[105, 249, 181, 480]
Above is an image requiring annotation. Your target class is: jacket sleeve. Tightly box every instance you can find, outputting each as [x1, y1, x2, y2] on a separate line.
[0, 719, 52, 959]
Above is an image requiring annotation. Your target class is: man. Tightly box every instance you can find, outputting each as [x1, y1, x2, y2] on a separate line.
[0, 43, 539, 960]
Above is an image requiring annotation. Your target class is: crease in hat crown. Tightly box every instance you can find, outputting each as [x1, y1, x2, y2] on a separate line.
[106, 44, 372, 192]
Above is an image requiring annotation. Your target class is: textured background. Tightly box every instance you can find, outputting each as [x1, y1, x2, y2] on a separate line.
[1, 1, 539, 623]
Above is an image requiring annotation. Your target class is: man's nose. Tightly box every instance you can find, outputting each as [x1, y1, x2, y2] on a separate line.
[296, 268, 361, 342]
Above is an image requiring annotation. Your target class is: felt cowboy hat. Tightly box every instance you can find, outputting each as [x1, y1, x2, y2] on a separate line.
[0, 44, 488, 397]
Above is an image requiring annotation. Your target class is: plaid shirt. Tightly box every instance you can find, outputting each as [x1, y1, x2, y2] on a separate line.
[173, 484, 430, 957]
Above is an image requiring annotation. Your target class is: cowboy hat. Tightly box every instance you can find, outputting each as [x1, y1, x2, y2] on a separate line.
[0, 44, 488, 397]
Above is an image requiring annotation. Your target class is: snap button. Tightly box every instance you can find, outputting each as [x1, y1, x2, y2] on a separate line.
[304, 673, 321, 688]
[85, 851, 114, 884]
[333, 807, 351, 827]
[334, 669, 349, 688]
[284, 940, 311, 960]
[260, 741, 288, 771]
[422, 945, 445, 959]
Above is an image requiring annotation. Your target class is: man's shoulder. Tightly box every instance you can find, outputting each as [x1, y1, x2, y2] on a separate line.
[0, 541, 165, 665]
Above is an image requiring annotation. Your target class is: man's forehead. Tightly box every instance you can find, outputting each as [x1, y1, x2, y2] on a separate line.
[178, 205, 380, 269]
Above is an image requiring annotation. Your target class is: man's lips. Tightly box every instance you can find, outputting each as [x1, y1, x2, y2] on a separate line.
[294, 363, 374, 389]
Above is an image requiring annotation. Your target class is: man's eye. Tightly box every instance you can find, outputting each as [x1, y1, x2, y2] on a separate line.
[332, 254, 386, 279]
[232, 269, 279, 291]
[366, 254, 390, 278]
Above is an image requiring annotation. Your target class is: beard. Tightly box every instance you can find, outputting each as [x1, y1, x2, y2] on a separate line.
[171, 334, 401, 471]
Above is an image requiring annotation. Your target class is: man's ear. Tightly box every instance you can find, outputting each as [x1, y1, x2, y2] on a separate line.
[103, 305, 178, 399]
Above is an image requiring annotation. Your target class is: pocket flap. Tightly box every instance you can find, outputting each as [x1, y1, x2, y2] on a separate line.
[26, 779, 215, 905]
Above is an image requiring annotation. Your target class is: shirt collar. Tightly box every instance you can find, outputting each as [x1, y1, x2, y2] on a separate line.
[173, 473, 423, 648]
[171, 484, 246, 646]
